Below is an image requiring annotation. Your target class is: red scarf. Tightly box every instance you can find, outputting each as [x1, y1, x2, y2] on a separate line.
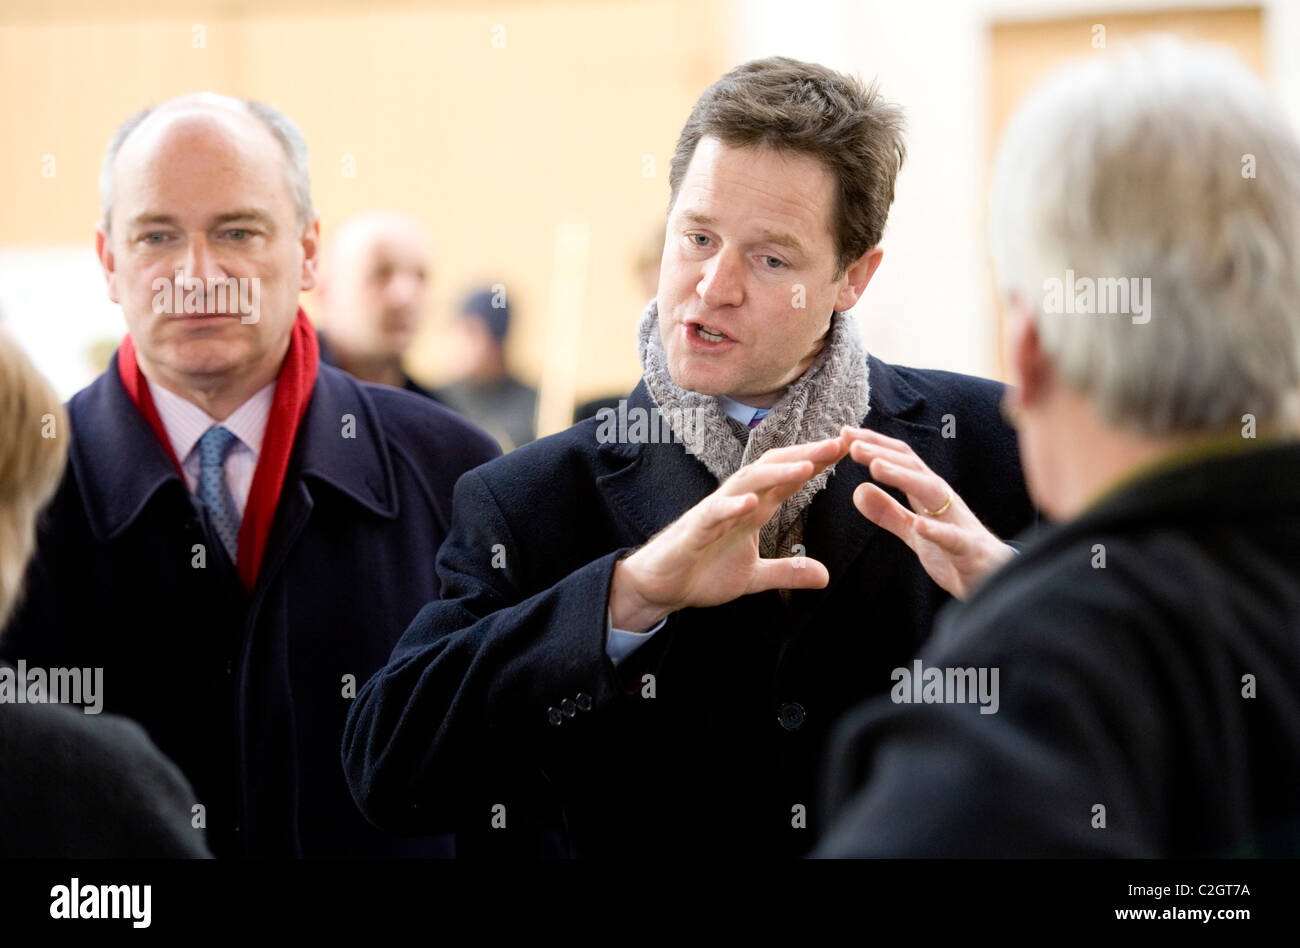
[118, 308, 319, 591]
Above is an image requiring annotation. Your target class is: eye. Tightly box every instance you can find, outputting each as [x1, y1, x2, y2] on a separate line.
[687, 233, 711, 248]
[760, 255, 786, 269]
[224, 228, 250, 240]
[143, 232, 169, 244]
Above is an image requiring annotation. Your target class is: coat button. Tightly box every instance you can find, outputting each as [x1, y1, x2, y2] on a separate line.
[560, 698, 577, 718]
[777, 702, 806, 731]
[575, 693, 593, 712]
[546, 707, 563, 726]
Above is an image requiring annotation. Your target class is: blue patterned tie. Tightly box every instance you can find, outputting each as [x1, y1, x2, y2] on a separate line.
[196, 426, 241, 563]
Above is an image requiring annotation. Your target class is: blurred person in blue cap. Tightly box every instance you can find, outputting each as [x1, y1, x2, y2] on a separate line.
[436, 286, 538, 451]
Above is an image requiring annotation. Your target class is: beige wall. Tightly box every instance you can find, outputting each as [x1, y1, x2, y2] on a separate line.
[0, 0, 729, 417]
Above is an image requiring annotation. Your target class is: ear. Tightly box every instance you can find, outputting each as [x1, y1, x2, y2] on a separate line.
[95, 223, 120, 304]
[833, 246, 884, 312]
[299, 212, 321, 293]
[1006, 291, 1052, 408]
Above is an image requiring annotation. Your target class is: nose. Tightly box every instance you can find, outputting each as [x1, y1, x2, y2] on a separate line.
[385, 269, 424, 310]
[696, 247, 744, 309]
[179, 234, 226, 286]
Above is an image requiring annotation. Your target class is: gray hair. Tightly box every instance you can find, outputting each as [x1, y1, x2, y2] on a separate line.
[99, 95, 313, 235]
[990, 38, 1300, 435]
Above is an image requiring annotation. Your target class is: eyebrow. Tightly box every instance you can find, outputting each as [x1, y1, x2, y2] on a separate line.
[126, 209, 276, 229]
[681, 211, 807, 257]
[754, 228, 807, 255]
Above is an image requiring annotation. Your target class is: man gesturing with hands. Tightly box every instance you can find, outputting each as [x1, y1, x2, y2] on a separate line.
[343, 58, 1035, 858]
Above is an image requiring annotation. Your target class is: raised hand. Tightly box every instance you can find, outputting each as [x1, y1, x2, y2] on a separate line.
[844, 426, 1014, 600]
[607, 435, 850, 632]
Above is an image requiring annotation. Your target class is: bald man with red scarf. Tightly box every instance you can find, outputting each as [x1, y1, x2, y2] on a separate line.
[1, 94, 510, 857]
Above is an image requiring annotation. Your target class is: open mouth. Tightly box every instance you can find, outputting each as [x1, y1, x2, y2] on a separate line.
[691, 322, 732, 343]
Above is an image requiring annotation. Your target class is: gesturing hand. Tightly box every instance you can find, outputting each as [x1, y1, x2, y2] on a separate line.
[608, 435, 850, 632]
[844, 426, 1014, 600]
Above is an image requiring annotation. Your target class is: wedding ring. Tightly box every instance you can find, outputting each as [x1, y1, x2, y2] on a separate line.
[922, 491, 953, 517]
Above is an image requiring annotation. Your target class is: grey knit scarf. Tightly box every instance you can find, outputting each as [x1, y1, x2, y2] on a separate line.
[637, 299, 871, 559]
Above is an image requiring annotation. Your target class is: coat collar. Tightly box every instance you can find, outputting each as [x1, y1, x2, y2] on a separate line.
[69, 356, 397, 542]
[1045, 436, 1300, 542]
[961, 437, 1300, 616]
[291, 363, 399, 519]
[68, 354, 181, 542]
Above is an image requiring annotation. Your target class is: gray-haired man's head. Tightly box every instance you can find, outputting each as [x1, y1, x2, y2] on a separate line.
[991, 39, 1300, 438]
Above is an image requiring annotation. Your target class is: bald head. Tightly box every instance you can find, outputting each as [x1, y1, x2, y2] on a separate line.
[318, 211, 432, 364]
[100, 93, 312, 236]
[94, 92, 321, 419]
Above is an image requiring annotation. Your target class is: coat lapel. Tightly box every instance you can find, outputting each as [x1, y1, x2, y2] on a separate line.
[247, 366, 399, 600]
[69, 354, 186, 542]
[593, 382, 720, 543]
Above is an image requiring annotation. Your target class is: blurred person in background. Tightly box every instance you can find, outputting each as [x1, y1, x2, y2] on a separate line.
[0, 93, 500, 858]
[817, 39, 1300, 857]
[436, 286, 538, 450]
[344, 57, 1036, 858]
[315, 209, 444, 403]
[0, 329, 209, 858]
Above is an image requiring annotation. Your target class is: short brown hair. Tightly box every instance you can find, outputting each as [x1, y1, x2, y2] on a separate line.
[0, 330, 68, 631]
[668, 56, 906, 278]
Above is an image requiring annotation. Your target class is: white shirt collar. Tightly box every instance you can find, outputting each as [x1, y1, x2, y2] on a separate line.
[716, 395, 771, 428]
[147, 378, 276, 463]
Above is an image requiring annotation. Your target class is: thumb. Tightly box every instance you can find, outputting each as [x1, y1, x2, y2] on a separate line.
[749, 555, 830, 593]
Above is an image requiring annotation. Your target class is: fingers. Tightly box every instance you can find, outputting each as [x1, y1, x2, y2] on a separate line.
[694, 458, 815, 542]
[841, 426, 914, 455]
[756, 435, 850, 471]
[852, 482, 916, 543]
[854, 482, 974, 557]
[861, 454, 953, 515]
[694, 491, 758, 535]
[847, 436, 955, 516]
[725, 460, 815, 498]
[913, 513, 968, 554]
[749, 555, 830, 593]
[848, 435, 927, 475]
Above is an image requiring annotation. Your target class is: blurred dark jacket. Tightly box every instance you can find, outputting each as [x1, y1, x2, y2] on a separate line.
[317, 331, 446, 406]
[436, 377, 537, 452]
[0, 690, 210, 858]
[816, 438, 1300, 857]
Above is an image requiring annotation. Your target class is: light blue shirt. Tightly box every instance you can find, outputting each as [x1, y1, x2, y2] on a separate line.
[717, 395, 771, 429]
[605, 395, 772, 665]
